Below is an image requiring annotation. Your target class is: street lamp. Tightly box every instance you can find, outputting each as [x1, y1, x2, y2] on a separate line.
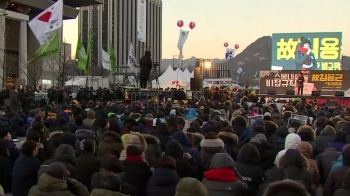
[204, 61, 212, 69]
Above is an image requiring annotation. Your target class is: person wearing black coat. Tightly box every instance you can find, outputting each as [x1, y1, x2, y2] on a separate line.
[139, 51, 153, 89]
[46, 131, 63, 158]
[154, 123, 171, 152]
[235, 143, 264, 196]
[0, 139, 12, 193]
[146, 156, 180, 196]
[122, 145, 152, 196]
[165, 139, 198, 179]
[42, 144, 78, 179]
[12, 140, 41, 196]
[332, 168, 350, 196]
[75, 139, 101, 191]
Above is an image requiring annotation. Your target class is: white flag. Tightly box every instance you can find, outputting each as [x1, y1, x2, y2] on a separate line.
[28, 0, 63, 45]
[127, 43, 138, 74]
[237, 67, 243, 74]
[137, 0, 147, 42]
[101, 49, 111, 71]
[177, 29, 189, 50]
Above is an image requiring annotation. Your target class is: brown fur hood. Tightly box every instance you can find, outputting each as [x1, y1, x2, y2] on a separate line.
[218, 131, 239, 144]
[143, 134, 160, 144]
[101, 131, 122, 143]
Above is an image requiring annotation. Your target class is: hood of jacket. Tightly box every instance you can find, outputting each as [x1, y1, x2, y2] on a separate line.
[276, 126, 289, 138]
[320, 125, 336, 136]
[36, 173, 68, 192]
[49, 131, 64, 145]
[200, 138, 224, 153]
[285, 133, 301, 149]
[343, 144, 350, 165]
[210, 153, 235, 169]
[172, 131, 192, 148]
[54, 144, 76, 163]
[175, 177, 208, 196]
[218, 131, 239, 144]
[149, 167, 179, 186]
[143, 134, 160, 145]
[90, 189, 126, 196]
[237, 143, 260, 165]
[75, 129, 95, 140]
[101, 131, 122, 143]
[297, 141, 313, 159]
[83, 118, 94, 127]
[185, 108, 197, 120]
[125, 132, 147, 151]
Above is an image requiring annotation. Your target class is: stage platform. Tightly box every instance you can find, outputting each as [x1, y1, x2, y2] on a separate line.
[257, 94, 350, 107]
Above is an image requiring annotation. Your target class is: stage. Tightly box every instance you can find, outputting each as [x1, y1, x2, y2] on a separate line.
[257, 94, 350, 107]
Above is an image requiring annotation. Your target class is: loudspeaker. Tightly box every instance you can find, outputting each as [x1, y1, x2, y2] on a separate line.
[190, 78, 203, 90]
[335, 91, 344, 97]
[286, 90, 295, 95]
[194, 67, 201, 79]
[312, 91, 321, 96]
[267, 90, 276, 95]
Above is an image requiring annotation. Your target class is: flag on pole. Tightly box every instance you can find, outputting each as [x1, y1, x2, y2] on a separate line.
[110, 42, 116, 74]
[177, 29, 189, 50]
[127, 43, 138, 74]
[226, 48, 236, 60]
[86, 29, 92, 74]
[101, 49, 111, 71]
[74, 37, 88, 74]
[28, 0, 63, 45]
[28, 30, 60, 63]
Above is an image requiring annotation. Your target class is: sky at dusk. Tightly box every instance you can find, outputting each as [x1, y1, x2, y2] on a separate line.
[63, 0, 350, 59]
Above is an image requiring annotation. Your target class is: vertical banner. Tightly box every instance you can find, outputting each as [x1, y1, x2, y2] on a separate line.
[127, 43, 138, 74]
[137, 0, 147, 42]
[271, 32, 342, 71]
[177, 29, 189, 50]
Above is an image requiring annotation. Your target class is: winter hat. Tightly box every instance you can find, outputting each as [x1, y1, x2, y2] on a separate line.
[145, 113, 153, 121]
[175, 177, 208, 196]
[86, 110, 95, 119]
[255, 133, 267, 141]
[264, 112, 271, 117]
[250, 137, 261, 144]
[46, 162, 70, 179]
[170, 109, 177, 115]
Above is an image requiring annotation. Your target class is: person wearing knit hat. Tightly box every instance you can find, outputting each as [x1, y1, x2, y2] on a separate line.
[295, 36, 316, 70]
[83, 110, 95, 129]
[175, 177, 208, 196]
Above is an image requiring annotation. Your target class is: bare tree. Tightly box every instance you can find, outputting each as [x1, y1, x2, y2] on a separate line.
[18, 56, 46, 89]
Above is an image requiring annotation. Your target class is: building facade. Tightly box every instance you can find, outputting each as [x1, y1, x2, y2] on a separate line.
[78, 0, 162, 76]
[0, 0, 102, 89]
[204, 64, 231, 79]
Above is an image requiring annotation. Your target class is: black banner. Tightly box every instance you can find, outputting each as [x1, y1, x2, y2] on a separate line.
[259, 70, 350, 96]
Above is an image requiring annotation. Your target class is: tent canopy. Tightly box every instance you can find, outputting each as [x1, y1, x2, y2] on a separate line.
[152, 65, 189, 89]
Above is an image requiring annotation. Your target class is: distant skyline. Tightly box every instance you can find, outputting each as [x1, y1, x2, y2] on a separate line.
[63, 0, 350, 59]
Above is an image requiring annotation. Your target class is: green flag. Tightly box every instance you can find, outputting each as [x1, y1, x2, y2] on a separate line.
[86, 29, 92, 74]
[109, 42, 116, 74]
[28, 31, 60, 63]
[74, 37, 88, 74]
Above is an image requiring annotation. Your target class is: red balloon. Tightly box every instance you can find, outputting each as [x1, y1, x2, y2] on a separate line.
[189, 22, 196, 30]
[224, 42, 229, 47]
[234, 44, 239, 49]
[177, 20, 184, 28]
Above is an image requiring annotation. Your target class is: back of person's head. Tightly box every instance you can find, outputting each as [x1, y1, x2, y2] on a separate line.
[253, 125, 265, 134]
[21, 140, 37, 156]
[46, 162, 70, 179]
[26, 131, 40, 143]
[74, 114, 84, 126]
[0, 139, 8, 157]
[204, 132, 218, 139]
[157, 156, 176, 169]
[334, 131, 347, 143]
[126, 145, 142, 155]
[263, 180, 310, 196]
[80, 139, 96, 153]
[279, 149, 307, 169]
[98, 174, 122, 192]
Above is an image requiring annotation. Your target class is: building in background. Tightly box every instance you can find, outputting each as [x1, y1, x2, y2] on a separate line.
[0, 0, 102, 89]
[78, 0, 162, 76]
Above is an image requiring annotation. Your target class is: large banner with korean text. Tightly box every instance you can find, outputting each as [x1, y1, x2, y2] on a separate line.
[271, 32, 342, 70]
[259, 70, 350, 96]
[137, 0, 147, 42]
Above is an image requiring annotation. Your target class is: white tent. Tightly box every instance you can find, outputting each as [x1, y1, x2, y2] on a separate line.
[184, 68, 192, 79]
[190, 70, 194, 78]
[152, 65, 189, 89]
[174, 68, 190, 82]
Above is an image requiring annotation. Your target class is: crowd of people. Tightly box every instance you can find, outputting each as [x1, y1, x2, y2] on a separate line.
[0, 87, 350, 196]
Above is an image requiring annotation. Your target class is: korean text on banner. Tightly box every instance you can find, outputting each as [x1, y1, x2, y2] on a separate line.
[28, 30, 60, 63]
[259, 70, 350, 96]
[271, 32, 342, 71]
[127, 43, 138, 74]
[101, 49, 111, 71]
[28, 0, 63, 45]
[137, 0, 147, 42]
